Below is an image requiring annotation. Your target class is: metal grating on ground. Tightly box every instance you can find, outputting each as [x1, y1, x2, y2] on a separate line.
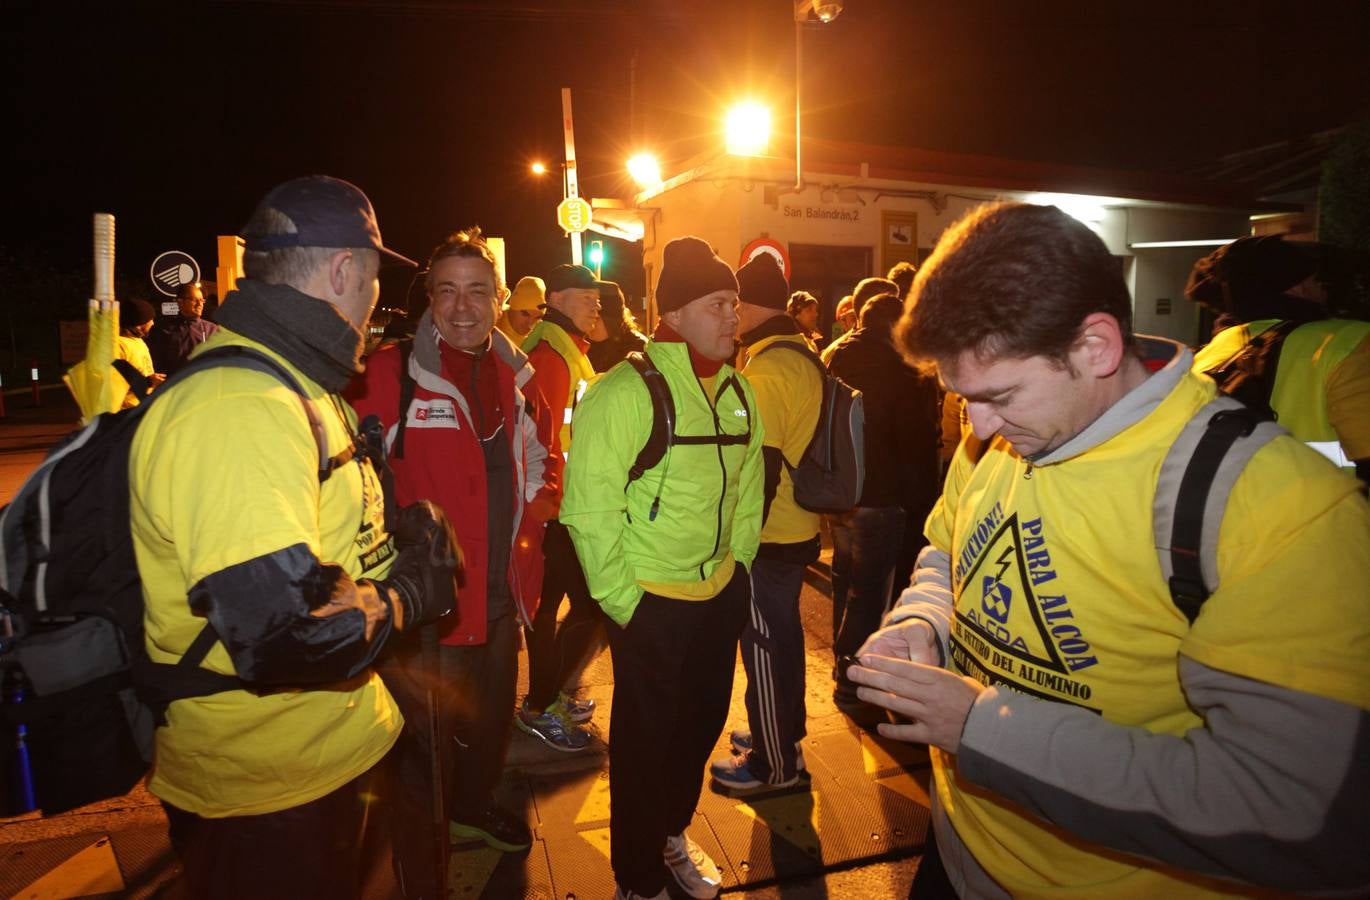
[1, 823, 180, 900]
[529, 721, 931, 896]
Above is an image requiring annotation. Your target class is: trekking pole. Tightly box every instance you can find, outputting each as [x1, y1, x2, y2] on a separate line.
[422, 622, 448, 895]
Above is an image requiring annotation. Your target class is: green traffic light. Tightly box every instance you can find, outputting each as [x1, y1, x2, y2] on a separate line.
[588, 242, 605, 266]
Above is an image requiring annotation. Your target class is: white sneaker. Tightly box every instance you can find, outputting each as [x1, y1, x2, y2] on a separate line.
[663, 832, 722, 898]
[613, 887, 668, 900]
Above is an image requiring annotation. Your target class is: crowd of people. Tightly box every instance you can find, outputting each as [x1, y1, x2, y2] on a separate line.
[120, 174, 1368, 900]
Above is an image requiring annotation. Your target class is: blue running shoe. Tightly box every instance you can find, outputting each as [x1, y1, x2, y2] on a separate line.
[517, 699, 591, 752]
[558, 691, 596, 724]
[709, 751, 802, 791]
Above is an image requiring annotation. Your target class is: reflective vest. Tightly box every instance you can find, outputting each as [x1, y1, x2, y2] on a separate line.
[522, 318, 595, 451]
[1195, 318, 1370, 471]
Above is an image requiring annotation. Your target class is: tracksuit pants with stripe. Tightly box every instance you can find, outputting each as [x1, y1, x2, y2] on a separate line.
[740, 551, 813, 784]
[606, 566, 751, 896]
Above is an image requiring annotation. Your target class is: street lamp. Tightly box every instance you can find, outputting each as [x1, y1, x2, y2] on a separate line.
[789, 0, 843, 191]
[725, 101, 771, 156]
[797, 0, 843, 23]
[530, 161, 548, 176]
[627, 153, 662, 188]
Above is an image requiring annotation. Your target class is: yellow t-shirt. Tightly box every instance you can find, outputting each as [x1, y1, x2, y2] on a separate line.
[114, 334, 155, 409]
[743, 334, 822, 546]
[926, 370, 1370, 897]
[129, 330, 401, 817]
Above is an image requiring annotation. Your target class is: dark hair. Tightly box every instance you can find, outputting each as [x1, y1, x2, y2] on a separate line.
[886, 261, 917, 298]
[596, 280, 640, 337]
[1184, 235, 1322, 323]
[852, 277, 899, 315]
[897, 202, 1134, 367]
[857, 293, 902, 332]
[786, 291, 818, 317]
[425, 227, 505, 295]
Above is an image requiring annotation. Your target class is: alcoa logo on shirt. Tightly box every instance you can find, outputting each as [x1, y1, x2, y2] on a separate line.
[948, 503, 1101, 712]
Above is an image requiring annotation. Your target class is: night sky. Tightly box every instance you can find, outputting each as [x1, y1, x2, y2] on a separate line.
[4, 0, 1368, 307]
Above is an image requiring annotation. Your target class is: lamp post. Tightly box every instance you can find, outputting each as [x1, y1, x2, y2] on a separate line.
[791, 0, 843, 190]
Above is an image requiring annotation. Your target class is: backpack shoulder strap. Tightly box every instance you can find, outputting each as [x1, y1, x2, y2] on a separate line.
[625, 351, 675, 485]
[1153, 396, 1283, 623]
[111, 358, 151, 401]
[173, 346, 342, 483]
[755, 338, 828, 380]
[391, 338, 416, 461]
[1202, 319, 1301, 416]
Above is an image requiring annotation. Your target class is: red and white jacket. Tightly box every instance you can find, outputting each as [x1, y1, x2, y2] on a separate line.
[348, 311, 560, 645]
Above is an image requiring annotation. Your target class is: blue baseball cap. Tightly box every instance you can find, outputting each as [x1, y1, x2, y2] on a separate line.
[243, 175, 416, 268]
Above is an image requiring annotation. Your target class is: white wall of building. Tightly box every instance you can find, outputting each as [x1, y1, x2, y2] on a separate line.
[637, 164, 1255, 346]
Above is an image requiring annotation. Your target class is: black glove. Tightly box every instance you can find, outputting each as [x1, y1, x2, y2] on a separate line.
[375, 500, 462, 630]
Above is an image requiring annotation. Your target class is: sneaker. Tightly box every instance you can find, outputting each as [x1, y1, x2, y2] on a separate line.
[517, 700, 591, 752]
[710, 751, 801, 791]
[728, 730, 806, 770]
[449, 805, 532, 852]
[613, 886, 668, 900]
[557, 691, 596, 724]
[663, 832, 722, 899]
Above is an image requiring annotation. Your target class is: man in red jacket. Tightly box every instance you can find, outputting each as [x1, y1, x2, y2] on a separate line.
[349, 228, 558, 897]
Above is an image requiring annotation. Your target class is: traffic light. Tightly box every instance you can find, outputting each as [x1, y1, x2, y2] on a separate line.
[588, 239, 605, 278]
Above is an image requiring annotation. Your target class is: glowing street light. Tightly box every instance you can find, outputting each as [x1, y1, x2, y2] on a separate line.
[626, 153, 662, 188]
[725, 101, 771, 156]
[530, 161, 548, 176]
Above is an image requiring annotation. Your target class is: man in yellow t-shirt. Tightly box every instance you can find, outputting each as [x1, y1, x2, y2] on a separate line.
[114, 297, 163, 408]
[709, 254, 822, 792]
[849, 202, 1370, 898]
[131, 176, 458, 900]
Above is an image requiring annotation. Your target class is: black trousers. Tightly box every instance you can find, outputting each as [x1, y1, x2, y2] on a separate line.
[739, 556, 809, 782]
[606, 567, 751, 895]
[909, 825, 961, 898]
[526, 519, 606, 711]
[381, 611, 519, 897]
[162, 763, 385, 900]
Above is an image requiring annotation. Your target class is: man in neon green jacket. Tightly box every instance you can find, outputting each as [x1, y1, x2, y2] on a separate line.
[562, 236, 764, 900]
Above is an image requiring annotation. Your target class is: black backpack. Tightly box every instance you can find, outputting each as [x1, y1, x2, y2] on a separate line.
[623, 343, 865, 514]
[754, 341, 865, 513]
[0, 345, 346, 814]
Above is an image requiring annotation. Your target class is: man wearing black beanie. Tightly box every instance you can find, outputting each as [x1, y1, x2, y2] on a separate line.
[708, 254, 823, 794]
[561, 235, 764, 900]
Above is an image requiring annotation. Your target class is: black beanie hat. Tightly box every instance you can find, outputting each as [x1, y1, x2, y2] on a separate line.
[655, 236, 738, 314]
[736, 253, 789, 310]
[119, 298, 155, 330]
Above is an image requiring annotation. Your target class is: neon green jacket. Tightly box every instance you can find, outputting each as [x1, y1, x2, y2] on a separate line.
[561, 340, 765, 625]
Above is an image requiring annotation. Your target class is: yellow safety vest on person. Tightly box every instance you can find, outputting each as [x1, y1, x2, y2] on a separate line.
[523, 318, 596, 451]
[1194, 318, 1370, 471]
[129, 329, 401, 818]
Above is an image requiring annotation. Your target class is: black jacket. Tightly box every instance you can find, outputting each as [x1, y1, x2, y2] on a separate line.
[827, 326, 941, 515]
